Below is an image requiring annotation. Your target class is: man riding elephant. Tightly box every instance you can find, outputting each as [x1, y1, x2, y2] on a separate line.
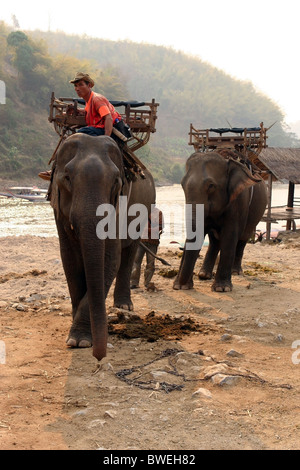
[70, 72, 122, 137]
[39, 72, 127, 181]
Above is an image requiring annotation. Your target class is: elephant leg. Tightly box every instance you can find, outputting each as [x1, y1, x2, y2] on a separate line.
[212, 233, 237, 292]
[56, 221, 93, 347]
[130, 244, 145, 288]
[56, 221, 86, 317]
[66, 257, 117, 349]
[232, 240, 247, 275]
[199, 232, 219, 279]
[114, 241, 139, 310]
[144, 243, 158, 287]
[66, 293, 92, 348]
[173, 244, 200, 290]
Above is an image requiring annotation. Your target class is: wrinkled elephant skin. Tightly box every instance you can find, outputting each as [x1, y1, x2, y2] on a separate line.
[173, 152, 267, 292]
[51, 134, 155, 360]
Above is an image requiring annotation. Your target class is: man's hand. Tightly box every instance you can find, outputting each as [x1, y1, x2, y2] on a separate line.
[66, 105, 85, 116]
[66, 104, 75, 115]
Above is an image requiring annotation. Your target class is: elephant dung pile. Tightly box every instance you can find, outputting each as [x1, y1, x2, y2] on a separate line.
[107, 310, 216, 342]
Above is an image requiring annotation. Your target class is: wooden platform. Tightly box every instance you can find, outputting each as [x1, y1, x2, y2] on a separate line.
[188, 123, 268, 165]
[261, 206, 300, 231]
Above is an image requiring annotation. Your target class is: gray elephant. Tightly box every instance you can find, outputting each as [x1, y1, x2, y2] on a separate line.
[51, 133, 155, 360]
[173, 152, 267, 292]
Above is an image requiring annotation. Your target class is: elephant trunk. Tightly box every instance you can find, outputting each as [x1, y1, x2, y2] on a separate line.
[79, 221, 107, 361]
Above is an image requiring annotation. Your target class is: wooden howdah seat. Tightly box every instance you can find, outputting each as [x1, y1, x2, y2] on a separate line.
[188, 122, 269, 176]
[48, 93, 159, 176]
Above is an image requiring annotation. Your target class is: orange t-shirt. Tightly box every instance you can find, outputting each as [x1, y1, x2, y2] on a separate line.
[85, 91, 122, 128]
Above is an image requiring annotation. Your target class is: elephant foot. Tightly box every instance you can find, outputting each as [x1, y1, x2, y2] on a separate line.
[114, 300, 134, 311]
[66, 327, 92, 349]
[198, 270, 213, 280]
[212, 280, 232, 292]
[173, 278, 193, 290]
[232, 267, 243, 275]
[66, 337, 92, 348]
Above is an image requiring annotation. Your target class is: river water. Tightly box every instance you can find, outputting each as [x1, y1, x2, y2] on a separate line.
[0, 183, 299, 245]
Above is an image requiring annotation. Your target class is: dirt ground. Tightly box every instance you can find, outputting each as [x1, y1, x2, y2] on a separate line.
[0, 233, 300, 450]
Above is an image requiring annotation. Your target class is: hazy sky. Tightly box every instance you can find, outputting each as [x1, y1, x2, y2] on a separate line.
[1, 0, 299, 123]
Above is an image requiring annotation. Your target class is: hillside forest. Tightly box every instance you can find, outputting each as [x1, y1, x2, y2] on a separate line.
[0, 22, 299, 183]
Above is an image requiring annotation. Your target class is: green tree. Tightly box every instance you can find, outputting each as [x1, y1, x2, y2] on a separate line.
[169, 163, 185, 183]
[1, 26, 299, 183]
[7, 30, 28, 47]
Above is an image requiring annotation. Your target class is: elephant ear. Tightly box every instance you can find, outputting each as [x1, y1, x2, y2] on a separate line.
[227, 158, 262, 203]
[49, 136, 74, 214]
[49, 165, 60, 214]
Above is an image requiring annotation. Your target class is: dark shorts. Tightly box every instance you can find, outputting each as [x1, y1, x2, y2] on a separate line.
[76, 126, 105, 136]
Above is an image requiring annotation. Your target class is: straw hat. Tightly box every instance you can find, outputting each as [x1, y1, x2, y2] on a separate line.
[69, 72, 95, 87]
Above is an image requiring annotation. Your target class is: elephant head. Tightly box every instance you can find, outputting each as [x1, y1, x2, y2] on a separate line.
[182, 152, 263, 219]
[51, 133, 124, 361]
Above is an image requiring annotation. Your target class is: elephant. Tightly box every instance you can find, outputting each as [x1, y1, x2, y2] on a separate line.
[173, 152, 267, 292]
[50, 133, 155, 360]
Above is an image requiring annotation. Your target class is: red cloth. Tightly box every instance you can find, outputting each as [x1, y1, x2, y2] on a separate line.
[85, 91, 122, 128]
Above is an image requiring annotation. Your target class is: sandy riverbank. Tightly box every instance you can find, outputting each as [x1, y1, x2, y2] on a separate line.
[0, 233, 300, 450]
